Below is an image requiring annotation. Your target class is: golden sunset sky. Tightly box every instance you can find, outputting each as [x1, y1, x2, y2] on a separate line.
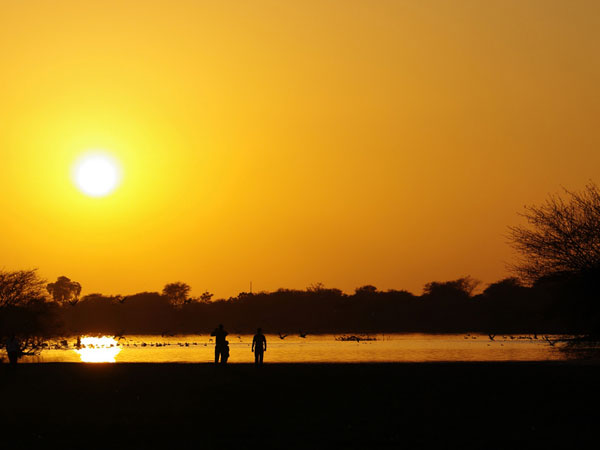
[1, 0, 599, 298]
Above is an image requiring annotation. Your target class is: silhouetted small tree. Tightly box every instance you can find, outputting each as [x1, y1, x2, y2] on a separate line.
[307, 282, 326, 293]
[355, 285, 378, 295]
[200, 291, 214, 303]
[481, 277, 523, 297]
[162, 282, 191, 307]
[47, 276, 82, 306]
[423, 277, 480, 299]
[509, 182, 600, 283]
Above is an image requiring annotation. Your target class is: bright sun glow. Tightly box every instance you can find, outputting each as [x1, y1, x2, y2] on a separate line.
[75, 336, 121, 362]
[73, 153, 122, 197]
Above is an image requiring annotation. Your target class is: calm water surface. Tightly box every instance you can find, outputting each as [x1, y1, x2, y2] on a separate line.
[17, 333, 574, 363]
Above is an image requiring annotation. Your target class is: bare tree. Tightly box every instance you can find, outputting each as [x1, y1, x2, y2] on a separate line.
[46, 276, 82, 306]
[162, 282, 191, 307]
[0, 269, 47, 308]
[508, 182, 600, 283]
[0, 269, 59, 357]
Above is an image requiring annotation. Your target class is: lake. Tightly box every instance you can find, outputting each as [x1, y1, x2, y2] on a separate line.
[13, 333, 581, 363]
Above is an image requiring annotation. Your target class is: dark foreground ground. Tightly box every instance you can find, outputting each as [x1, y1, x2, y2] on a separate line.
[1, 362, 599, 449]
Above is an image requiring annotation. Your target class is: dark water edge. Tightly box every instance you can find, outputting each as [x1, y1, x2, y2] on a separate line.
[1, 362, 599, 449]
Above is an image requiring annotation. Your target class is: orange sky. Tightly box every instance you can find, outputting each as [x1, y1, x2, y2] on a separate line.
[1, 0, 599, 298]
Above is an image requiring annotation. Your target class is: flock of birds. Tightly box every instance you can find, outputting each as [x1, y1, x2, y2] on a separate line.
[483, 333, 543, 341]
[44, 332, 556, 350]
[462, 333, 556, 347]
[66, 331, 311, 349]
[277, 331, 308, 339]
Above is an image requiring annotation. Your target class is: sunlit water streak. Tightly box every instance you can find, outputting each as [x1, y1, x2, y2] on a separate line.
[14, 333, 580, 363]
[75, 336, 122, 362]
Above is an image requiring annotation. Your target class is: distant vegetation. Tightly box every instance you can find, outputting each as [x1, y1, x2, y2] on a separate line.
[1, 183, 599, 343]
[38, 274, 596, 335]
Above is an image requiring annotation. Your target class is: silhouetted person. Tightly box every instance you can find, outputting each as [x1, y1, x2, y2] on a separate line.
[252, 328, 267, 365]
[6, 335, 21, 366]
[211, 324, 228, 364]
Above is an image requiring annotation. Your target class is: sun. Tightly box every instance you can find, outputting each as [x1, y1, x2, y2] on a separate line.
[73, 152, 122, 197]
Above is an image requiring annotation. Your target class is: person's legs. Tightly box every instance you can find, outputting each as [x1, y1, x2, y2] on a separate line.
[254, 351, 259, 365]
[214, 346, 220, 364]
[8, 351, 18, 366]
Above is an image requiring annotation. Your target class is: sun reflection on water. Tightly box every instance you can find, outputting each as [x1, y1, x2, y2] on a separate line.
[75, 336, 121, 362]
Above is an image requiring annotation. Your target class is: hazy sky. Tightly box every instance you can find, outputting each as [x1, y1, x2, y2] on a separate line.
[1, 0, 599, 298]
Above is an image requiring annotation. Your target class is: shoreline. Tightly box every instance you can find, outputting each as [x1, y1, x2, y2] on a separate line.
[6, 359, 600, 365]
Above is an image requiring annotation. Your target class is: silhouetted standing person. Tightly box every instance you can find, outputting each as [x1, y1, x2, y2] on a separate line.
[6, 335, 21, 366]
[211, 324, 228, 364]
[252, 328, 267, 365]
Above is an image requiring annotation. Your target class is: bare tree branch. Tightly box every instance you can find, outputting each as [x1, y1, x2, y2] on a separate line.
[508, 183, 600, 283]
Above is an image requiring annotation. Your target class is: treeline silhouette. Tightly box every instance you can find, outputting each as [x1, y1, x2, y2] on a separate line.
[53, 274, 599, 335]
